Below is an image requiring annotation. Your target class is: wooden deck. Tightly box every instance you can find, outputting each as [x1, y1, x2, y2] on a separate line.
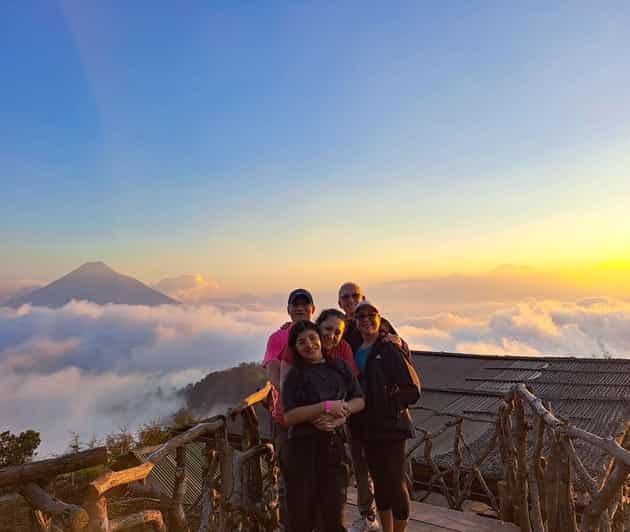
[345, 489, 519, 532]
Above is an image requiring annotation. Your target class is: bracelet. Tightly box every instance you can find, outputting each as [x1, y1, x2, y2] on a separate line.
[325, 400, 331, 413]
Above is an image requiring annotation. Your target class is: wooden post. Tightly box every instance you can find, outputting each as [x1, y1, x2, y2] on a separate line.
[452, 420, 463, 510]
[241, 406, 264, 515]
[199, 448, 219, 532]
[88, 463, 153, 499]
[33, 509, 51, 532]
[0, 447, 108, 488]
[109, 510, 166, 532]
[497, 480, 510, 522]
[563, 436, 578, 532]
[215, 425, 233, 531]
[20, 482, 89, 532]
[514, 398, 532, 532]
[582, 429, 630, 532]
[496, 401, 516, 522]
[169, 446, 190, 532]
[544, 437, 560, 532]
[529, 414, 546, 532]
[85, 494, 109, 532]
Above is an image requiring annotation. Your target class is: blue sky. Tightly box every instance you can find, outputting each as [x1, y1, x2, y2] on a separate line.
[2, 1, 630, 292]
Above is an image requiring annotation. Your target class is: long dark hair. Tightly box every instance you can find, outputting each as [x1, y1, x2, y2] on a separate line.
[288, 320, 325, 368]
[315, 308, 346, 328]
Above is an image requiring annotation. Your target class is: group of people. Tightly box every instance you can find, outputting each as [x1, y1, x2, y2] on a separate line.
[262, 282, 421, 532]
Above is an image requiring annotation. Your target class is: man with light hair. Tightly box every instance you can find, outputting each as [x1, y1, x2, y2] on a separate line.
[338, 281, 407, 532]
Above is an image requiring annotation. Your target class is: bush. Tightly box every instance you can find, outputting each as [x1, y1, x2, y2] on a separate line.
[0, 430, 41, 466]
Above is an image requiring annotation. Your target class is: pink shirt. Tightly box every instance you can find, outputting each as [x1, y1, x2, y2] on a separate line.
[262, 326, 291, 425]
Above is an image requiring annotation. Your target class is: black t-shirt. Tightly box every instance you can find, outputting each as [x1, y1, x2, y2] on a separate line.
[282, 358, 363, 439]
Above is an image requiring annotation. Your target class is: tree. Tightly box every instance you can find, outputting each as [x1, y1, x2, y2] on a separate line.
[137, 421, 170, 447]
[172, 408, 196, 428]
[0, 430, 41, 466]
[67, 431, 81, 454]
[105, 429, 135, 457]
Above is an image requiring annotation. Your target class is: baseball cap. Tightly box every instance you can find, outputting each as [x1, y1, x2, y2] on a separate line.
[288, 288, 314, 305]
[354, 300, 379, 314]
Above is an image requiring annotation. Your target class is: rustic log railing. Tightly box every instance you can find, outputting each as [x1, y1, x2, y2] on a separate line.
[0, 381, 276, 532]
[408, 382, 630, 532]
[3, 379, 629, 531]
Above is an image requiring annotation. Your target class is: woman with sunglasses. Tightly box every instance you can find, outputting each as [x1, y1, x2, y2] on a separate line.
[282, 320, 365, 531]
[350, 301, 421, 532]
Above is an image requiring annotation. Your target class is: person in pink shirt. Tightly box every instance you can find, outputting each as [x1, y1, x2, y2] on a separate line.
[262, 288, 315, 531]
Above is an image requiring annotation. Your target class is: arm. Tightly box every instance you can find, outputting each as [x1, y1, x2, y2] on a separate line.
[279, 359, 290, 387]
[266, 360, 281, 389]
[262, 332, 283, 388]
[346, 396, 365, 415]
[380, 318, 410, 356]
[312, 397, 365, 431]
[279, 346, 295, 388]
[385, 343, 421, 407]
[284, 400, 348, 426]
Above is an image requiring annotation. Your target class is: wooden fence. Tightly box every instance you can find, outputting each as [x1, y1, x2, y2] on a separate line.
[408, 383, 630, 532]
[0, 382, 277, 532]
[2, 380, 629, 531]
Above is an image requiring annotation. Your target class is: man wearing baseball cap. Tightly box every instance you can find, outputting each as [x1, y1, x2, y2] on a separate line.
[262, 288, 315, 531]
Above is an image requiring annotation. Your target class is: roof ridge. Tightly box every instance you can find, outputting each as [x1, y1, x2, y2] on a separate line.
[412, 350, 630, 363]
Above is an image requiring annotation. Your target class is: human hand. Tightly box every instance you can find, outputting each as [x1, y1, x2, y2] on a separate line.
[312, 414, 346, 432]
[382, 333, 402, 347]
[326, 400, 348, 418]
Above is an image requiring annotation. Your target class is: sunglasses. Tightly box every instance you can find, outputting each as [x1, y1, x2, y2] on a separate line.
[356, 312, 379, 320]
[340, 292, 361, 300]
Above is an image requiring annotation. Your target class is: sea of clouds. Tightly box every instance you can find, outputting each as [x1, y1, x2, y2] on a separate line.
[0, 301, 286, 455]
[2, 296, 630, 456]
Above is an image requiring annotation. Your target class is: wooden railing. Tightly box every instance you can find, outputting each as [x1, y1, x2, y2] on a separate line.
[408, 383, 630, 532]
[3, 380, 629, 531]
[0, 381, 277, 532]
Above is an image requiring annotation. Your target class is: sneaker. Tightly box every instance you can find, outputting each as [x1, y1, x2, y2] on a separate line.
[349, 514, 380, 532]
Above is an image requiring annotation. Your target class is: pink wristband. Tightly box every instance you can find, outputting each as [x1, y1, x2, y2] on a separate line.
[325, 400, 331, 413]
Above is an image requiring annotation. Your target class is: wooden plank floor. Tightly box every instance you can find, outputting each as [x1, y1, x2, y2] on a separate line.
[345, 489, 519, 532]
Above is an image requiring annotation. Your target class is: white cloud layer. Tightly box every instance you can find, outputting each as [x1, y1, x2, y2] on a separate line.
[399, 298, 630, 358]
[2, 296, 630, 456]
[0, 301, 285, 455]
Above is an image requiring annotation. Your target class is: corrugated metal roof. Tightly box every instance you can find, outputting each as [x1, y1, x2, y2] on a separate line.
[410, 351, 630, 488]
[134, 442, 206, 506]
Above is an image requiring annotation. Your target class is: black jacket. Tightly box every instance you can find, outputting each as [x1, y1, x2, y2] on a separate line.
[350, 338, 420, 441]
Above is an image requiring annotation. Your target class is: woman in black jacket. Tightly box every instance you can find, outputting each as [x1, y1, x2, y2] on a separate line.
[350, 301, 421, 532]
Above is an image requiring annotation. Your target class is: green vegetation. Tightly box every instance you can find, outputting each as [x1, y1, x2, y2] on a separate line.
[181, 362, 266, 414]
[0, 430, 41, 466]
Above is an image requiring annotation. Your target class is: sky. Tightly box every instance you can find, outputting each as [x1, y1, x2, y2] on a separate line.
[2, 1, 630, 295]
[3, 2, 630, 453]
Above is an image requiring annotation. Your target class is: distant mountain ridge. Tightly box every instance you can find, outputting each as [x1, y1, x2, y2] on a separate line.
[5, 261, 178, 308]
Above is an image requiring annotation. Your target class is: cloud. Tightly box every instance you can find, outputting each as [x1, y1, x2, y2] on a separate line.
[0, 301, 285, 455]
[4, 293, 630, 457]
[399, 298, 630, 358]
[152, 274, 219, 304]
